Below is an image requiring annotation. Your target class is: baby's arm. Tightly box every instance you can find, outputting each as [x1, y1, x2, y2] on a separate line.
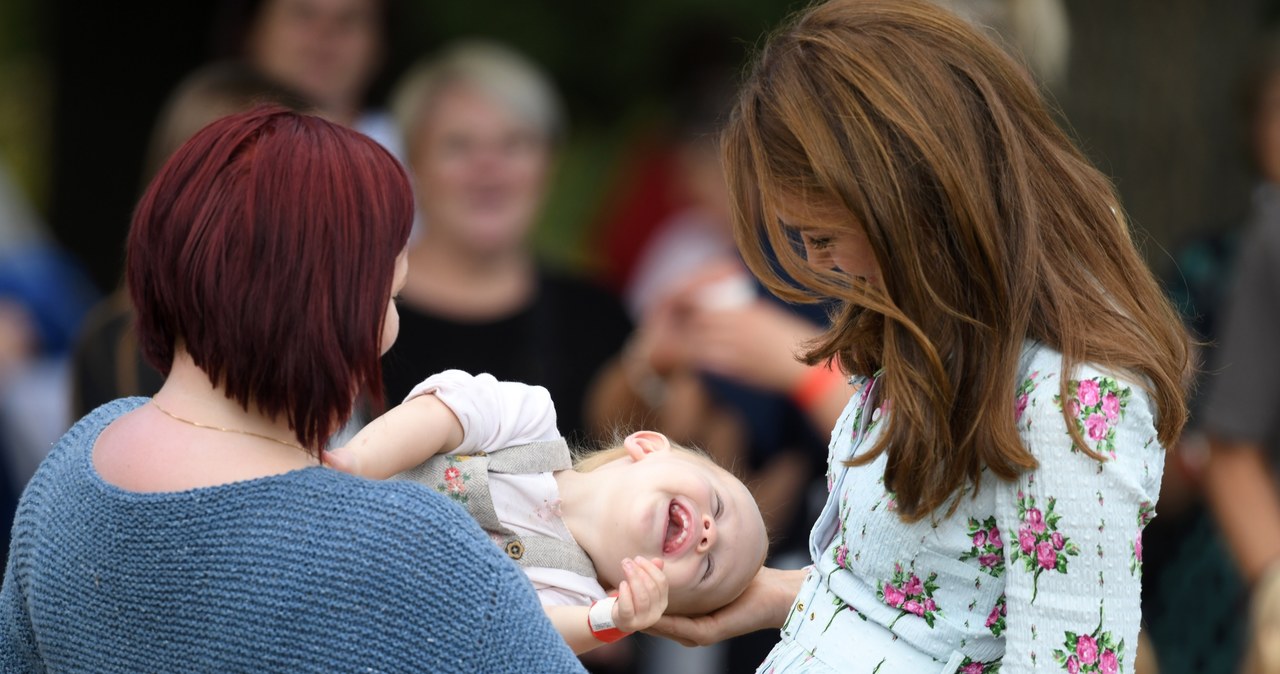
[325, 393, 464, 479]
[327, 369, 559, 478]
[545, 557, 669, 654]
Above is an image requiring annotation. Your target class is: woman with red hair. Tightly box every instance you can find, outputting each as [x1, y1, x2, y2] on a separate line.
[0, 107, 583, 672]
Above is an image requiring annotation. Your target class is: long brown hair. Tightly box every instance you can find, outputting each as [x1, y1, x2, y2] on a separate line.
[724, 0, 1188, 520]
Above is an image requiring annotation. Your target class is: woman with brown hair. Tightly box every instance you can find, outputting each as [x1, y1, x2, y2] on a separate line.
[649, 1, 1188, 672]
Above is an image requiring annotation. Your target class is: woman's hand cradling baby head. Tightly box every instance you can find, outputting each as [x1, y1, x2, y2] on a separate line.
[645, 566, 806, 647]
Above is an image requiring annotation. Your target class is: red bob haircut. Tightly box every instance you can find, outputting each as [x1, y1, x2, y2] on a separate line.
[127, 106, 413, 451]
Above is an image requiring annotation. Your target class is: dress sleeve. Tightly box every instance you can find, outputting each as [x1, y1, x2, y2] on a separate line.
[404, 370, 561, 454]
[994, 367, 1164, 673]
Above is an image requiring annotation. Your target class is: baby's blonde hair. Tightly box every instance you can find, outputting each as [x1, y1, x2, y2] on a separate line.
[571, 433, 711, 473]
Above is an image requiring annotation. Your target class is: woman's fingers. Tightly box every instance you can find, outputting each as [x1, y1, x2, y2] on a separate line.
[645, 614, 718, 647]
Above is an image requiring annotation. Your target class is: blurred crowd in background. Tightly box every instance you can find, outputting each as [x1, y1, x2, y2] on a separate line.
[2, 0, 1280, 672]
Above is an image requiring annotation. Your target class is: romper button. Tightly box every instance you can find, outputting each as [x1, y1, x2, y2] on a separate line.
[810, 612, 816, 621]
[796, 602, 805, 612]
[505, 540, 524, 560]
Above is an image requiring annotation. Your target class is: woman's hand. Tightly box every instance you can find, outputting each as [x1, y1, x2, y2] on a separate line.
[679, 300, 822, 394]
[644, 566, 807, 647]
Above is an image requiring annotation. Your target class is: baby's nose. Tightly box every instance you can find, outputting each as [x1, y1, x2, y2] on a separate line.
[696, 512, 716, 553]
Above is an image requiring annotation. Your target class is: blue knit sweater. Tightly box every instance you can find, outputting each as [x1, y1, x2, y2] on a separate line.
[0, 398, 585, 673]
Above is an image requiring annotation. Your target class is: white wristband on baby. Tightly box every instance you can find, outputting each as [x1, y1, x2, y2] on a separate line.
[587, 596, 629, 643]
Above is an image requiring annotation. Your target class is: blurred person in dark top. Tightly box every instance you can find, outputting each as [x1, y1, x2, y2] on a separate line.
[216, 0, 399, 155]
[1199, 32, 1280, 674]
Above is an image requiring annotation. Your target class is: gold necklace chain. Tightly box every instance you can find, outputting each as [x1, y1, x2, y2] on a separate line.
[151, 399, 306, 452]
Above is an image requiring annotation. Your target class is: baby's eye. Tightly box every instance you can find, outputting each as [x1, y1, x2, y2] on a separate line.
[715, 493, 723, 519]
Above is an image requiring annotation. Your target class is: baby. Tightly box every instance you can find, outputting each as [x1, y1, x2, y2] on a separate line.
[327, 370, 769, 654]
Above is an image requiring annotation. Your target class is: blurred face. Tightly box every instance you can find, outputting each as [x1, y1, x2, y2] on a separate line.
[777, 196, 881, 287]
[1257, 74, 1280, 185]
[380, 249, 409, 354]
[589, 432, 768, 615]
[677, 139, 732, 225]
[247, 0, 381, 116]
[411, 84, 551, 256]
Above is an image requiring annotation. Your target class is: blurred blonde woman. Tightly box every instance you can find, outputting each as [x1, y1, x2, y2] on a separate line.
[383, 41, 635, 446]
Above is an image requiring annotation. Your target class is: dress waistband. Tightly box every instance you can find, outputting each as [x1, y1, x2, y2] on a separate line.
[778, 569, 967, 673]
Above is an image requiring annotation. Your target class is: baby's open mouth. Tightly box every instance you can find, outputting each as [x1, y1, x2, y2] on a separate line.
[664, 501, 692, 554]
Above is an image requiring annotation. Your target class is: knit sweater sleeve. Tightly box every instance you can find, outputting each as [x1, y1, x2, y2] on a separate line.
[0, 541, 41, 672]
[260, 478, 587, 673]
[355, 483, 586, 670]
[994, 364, 1163, 673]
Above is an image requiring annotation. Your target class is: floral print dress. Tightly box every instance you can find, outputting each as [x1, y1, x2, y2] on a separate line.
[758, 343, 1164, 674]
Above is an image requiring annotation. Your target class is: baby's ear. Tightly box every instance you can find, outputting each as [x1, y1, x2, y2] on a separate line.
[623, 431, 672, 461]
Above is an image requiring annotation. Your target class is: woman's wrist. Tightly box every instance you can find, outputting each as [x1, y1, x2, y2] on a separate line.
[762, 566, 810, 628]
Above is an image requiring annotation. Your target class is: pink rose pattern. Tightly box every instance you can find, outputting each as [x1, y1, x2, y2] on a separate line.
[960, 516, 1006, 578]
[958, 656, 1001, 674]
[1009, 491, 1079, 602]
[812, 495, 870, 639]
[435, 456, 470, 504]
[1053, 378, 1132, 457]
[791, 361, 1147, 672]
[1014, 371, 1040, 424]
[832, 492, 854, 571]
[985, 594, 1007, 637]
[848, 377, 884, 444]
[1053, 608, 1124, 673]
[877, 563, 941, 628]
[871, 476, 898, 513]
[829, 374, 881, 493]
[1130, 501, 1155, 577]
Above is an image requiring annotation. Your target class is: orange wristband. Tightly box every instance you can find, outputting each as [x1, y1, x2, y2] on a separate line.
[790, 363, 844, 410]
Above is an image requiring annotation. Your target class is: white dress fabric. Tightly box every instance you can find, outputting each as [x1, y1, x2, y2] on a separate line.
[759, 343, 1164, 674]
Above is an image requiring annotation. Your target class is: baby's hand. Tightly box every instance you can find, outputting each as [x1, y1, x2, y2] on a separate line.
[613, 557, 669, 633]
